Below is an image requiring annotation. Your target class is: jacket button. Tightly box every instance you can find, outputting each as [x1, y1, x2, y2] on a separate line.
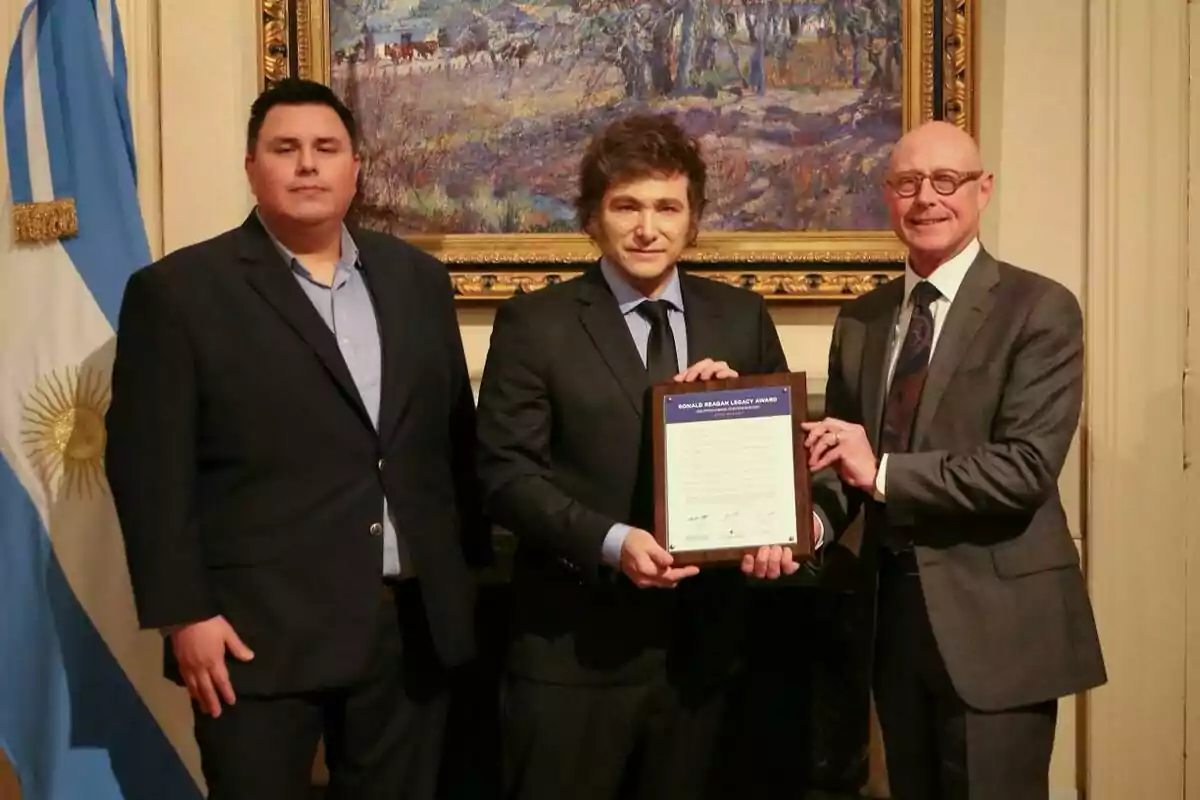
[377, 458, 385, 470]
[369, 522, 383, 536]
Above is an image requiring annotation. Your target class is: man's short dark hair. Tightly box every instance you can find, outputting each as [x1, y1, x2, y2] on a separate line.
[246, 78, 358, 154]
[575, 113, 707, 230]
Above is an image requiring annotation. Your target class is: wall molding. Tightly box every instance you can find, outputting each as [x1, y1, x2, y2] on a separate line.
[1084, 0, 1189, 797]
[1186, 4, 1200, 796]
[115, 0, 163, 259]
[158, 1, 258, 254]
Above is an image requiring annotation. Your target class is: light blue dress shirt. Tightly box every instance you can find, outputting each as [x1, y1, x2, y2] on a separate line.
[598, 260, 689, 568]
[259, 215, 404, 577]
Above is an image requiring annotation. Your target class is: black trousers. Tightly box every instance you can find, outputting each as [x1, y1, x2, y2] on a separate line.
[873, 554, 1058, 800]
[193, 580, 449, 800]
[501, 670, 727, 800]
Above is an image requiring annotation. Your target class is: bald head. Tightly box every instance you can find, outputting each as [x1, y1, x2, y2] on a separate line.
[889, 120, 982, 174]
[883, 121, 992, 276]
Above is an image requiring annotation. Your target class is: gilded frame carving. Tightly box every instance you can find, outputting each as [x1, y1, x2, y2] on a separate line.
[258, 0, 977, 301]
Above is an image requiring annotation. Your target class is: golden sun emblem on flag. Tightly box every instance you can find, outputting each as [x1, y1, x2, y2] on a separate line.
[21, 367, 110, 498]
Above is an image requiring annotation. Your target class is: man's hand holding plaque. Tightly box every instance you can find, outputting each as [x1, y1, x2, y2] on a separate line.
[740, 530, 821, 580]
[803, 417, 877, 491]
[619, 528, 701, 588]
[673, 357, 739, 383]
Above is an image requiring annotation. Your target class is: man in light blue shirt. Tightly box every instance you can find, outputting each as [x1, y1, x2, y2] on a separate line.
[108, 78, 488, 800]
[261, 213, 409, 578]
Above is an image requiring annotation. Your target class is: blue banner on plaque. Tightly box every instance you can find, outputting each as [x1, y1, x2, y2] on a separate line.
[664, 386, 792, 425]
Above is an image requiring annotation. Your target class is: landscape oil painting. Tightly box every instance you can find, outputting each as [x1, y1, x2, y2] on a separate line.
[259, 0, 976, 299]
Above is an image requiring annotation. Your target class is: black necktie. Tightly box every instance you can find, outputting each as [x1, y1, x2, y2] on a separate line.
[636, 300, 679, 383]
[880, 281, 941, 454]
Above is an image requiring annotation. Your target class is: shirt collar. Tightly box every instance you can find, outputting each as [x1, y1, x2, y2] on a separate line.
[903, 237, 980, 306]
[256, 208, 360, 280]
[599, 258, 685, 316]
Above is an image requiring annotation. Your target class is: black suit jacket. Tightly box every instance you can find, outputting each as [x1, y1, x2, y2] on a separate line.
[475, 266, 789, 688]
[105, 213, 490, 696]
[817, 248, 1107, 711]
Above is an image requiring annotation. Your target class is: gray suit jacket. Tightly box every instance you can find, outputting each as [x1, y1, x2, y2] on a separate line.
[815, 248, 1107, 711]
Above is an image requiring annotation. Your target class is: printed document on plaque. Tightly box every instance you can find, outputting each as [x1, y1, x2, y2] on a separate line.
[663, 385, 797, 552]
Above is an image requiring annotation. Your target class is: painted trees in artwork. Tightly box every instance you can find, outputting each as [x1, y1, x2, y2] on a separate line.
[329, 0, 904, 234]
[564, 0, 901, 100]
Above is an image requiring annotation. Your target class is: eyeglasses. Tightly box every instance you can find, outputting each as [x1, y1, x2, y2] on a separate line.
[884, 170, 983, 198]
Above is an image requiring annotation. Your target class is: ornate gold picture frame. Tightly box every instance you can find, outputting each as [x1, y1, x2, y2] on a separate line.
[259, 0, 976, 301]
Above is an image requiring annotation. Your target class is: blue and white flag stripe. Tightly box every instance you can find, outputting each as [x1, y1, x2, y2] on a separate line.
[96, 0, 114, 77]
[6, 3, 49, 206]
[2, 1, 201, 797]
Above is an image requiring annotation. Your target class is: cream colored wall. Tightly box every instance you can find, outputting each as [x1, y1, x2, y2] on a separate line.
[977, 1, 1088, 793]
[975, 6, 1195, 798]
[1190, 3, 1200, 796]
[115, 0, 162, 258]
[1189, 6, 1200, 795]
[158, 0, 258, 255]
[1084, 0, 1190, 798]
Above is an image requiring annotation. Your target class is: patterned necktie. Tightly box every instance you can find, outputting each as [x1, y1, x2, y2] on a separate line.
[636, 299, 679, 384]
[880, 281, 941, 454]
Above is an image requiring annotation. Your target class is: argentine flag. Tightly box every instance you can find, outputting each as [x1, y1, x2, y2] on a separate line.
[1, 0, 202, 797]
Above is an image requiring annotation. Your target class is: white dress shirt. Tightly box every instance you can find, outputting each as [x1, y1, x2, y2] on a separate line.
[874, 237, 981, 499]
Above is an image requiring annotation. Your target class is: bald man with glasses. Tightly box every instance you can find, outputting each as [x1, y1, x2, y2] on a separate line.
[800, 121, 1107, 800]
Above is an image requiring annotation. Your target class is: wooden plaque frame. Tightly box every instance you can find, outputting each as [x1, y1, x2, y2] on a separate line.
[651, 372, 813, 566]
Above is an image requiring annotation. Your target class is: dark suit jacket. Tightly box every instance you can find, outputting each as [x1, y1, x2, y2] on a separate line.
[476, 266, 789, 688]
[816, 248, 1107, 711]
[105, 212, 490, 696]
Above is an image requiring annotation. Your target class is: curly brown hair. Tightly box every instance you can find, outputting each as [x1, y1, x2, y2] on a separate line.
[575, 113, 707, 233]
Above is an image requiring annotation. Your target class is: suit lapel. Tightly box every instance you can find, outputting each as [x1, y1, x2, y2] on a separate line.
[911, 251, 999, 441]
[862, 280, 903, 449]
[576, 268, 651, 418]
[679, 272, 723, 369]
[357, 233, 418, 444]
[238, 215, 375, 430]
